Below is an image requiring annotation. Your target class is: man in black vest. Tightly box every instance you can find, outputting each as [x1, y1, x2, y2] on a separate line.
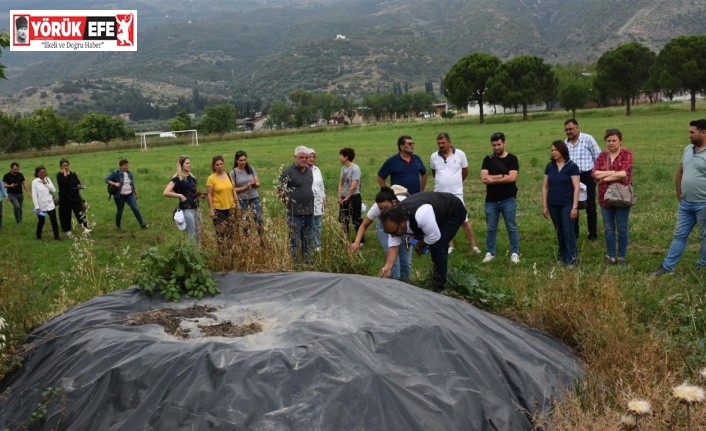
[379, 191, 467, 292]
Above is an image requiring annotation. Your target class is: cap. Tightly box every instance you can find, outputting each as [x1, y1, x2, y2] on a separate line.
[173, 209, 187, 230]
[16, 16, 28, 29]
[391, 184, 409, 197]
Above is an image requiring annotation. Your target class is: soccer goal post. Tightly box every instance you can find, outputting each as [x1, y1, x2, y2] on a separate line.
[139, 129, 199, 150]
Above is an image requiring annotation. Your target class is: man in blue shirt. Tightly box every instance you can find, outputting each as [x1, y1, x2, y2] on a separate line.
[377, 135, 427, 195]
[650, 119, 706, 276]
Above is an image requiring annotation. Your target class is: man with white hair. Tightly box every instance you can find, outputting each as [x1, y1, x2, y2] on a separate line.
[278, 146, 315, 264]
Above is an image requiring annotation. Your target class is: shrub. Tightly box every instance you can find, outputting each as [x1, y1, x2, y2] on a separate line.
[134, 241, 220, 302]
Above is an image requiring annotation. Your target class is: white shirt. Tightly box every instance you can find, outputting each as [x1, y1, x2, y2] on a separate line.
[311, 165, 325, 216]
[430, 148, 468, 197]
[31, 177, 57, 212]
[387, 204, 440, 247]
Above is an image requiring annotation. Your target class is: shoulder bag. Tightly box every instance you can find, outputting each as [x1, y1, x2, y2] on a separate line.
[603, 152, 636, 207]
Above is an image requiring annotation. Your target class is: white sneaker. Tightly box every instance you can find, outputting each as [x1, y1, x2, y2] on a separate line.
[511, 253, 520, 264]
[447, 246, 454, 255]
[472, 246, 482, 254]
[82, 227, 92, 235]
[482, 252, 495, 263]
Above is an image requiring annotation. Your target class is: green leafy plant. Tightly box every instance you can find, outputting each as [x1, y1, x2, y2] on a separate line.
[446, 261, 512, 310]
[134, 242, 220, 302]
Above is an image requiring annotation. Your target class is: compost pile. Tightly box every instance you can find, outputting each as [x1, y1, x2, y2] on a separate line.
[0, 272, 581, 430]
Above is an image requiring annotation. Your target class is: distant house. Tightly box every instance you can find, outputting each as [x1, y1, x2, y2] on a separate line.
[432, 102, 448, 117]
[237, 114, 269, 132]
[335, 34, 346, 40]
[119, 113, 130, 121]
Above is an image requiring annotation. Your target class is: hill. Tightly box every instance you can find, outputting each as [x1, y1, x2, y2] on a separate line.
[1, 0, 704, 114]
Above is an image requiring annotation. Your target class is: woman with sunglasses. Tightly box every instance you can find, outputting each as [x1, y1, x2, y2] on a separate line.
[163, 156, 200, 242]
[231, 151, 262, 236]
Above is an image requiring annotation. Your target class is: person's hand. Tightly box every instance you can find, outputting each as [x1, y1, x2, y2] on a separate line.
[378, 265, 392, 278]
[542, 207, 549, 219]
[349, 243, 360, 253]
[35, 208, 40, 215]
[570, 208, 578, 220]
[179, 194, 187, 202]
[209, 208, 215, 218]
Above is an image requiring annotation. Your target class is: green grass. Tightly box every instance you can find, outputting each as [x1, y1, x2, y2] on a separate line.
[2, 101, 706, 427]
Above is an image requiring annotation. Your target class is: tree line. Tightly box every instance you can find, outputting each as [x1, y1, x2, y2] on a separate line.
[444, 35, 706, 122]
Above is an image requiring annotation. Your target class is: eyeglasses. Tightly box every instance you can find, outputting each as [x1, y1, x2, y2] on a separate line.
[405, 142, 415, 146]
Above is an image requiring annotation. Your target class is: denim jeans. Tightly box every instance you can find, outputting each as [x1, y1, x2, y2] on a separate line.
[312, 215, 322, 249]
[600, 205, 631, 259]
[548, 204, 577, 265]
[8, 193, 23, 224]
[183, 208, 200, 243]
[239, 197, 263, 236]
[661, 199, 706, 272]
[484, 197, 520, 256]
[287, 213, 314, 264]
[115, 192, 145, 228]
[376, 219, 411, 282]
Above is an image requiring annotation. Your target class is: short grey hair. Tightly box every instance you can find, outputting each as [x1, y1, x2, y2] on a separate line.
[294, 145, 311, 156]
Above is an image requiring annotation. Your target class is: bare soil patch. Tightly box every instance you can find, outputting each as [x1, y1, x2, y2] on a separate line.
[126, 304, 262, 339]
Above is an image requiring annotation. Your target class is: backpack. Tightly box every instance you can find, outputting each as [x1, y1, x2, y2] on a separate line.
[107, 169, 120, 200]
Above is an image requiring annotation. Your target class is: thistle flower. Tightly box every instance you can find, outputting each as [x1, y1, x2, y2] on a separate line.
[673, 383, 706, 404]
[619, 413, 637, 430]
[627, 399, 652, 416]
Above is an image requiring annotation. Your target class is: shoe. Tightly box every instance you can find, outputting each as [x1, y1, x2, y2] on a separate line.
[567, 263, 577, 269]
[448, 246, 454, 255]
[649, 266, 673, 277]
[472, 246, 482, 254]
[116, 226, 121, 230]
[65, 231, 72, 238]
[482, 252, 495, 263]
[510, 253, 520, 264]
[606, 256, 617, 265]
[617, 258, 626, 267]
[82, 227, 92, 235]
[141, 224, 148, 229]
[588, 235, 598, 242]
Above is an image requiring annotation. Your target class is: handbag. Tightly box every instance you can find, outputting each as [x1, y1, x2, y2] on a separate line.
[604, 183, 636, 207]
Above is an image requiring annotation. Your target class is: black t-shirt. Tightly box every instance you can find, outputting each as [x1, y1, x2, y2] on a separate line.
[3, 172, 25, 195]
[481, 153, 519, 202]
[171, 175, 199, 210]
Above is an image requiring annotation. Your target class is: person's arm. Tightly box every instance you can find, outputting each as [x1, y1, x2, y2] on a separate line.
[415, 205, 440, 245]
[31, 180, 40, 212]
[420, 172, 427, 192]
[337, 174, 345, 204]
[570, 175, 580, 220]
[345, 179, 359, 201]
[350, 217, 373, 252]
[378, 245, 400, 278]
[376, 175, 387, 188]
[22, 178, 30, 196]
[252, 173, 260, 188]
[542, 175, 549, 219]
[206, 185, 215, 217]
[461, 166, 468, 182]
[163, 180, 186, 202]
[676, 164, 684, 201]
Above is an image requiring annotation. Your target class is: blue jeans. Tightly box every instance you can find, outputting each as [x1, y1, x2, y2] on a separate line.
[600, 205, 631, 259]
[287, 213, 314, 264]
[8, 193, 23, 224]
[661, 199, 706, 272]
[484, 197, 520, 255]
[239, 197, 263, 236]
[312, 215, 322, 249]
[376, 220, 411, 282]
[115, 193, 145, 228]
[183, 208, 200, 243]
[548, 204, 577, 265]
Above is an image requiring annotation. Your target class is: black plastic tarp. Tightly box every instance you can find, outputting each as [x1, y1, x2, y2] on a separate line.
[0, 272, 581, 430]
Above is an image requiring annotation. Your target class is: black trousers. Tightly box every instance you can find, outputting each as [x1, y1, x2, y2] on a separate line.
[37, 209, 60, 239]
[339, 194, 363, 243]
[575, 171, 598, 239]
[59, 200, 88, 232]
[212, 208, 234, 246]
[428, 204, 468, 292]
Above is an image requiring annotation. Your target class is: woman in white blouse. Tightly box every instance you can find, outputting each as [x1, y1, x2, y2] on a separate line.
[31, 165, 60, 240]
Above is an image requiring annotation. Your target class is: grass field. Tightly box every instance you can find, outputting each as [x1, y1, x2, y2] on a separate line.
[2, 102, 706, 429]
